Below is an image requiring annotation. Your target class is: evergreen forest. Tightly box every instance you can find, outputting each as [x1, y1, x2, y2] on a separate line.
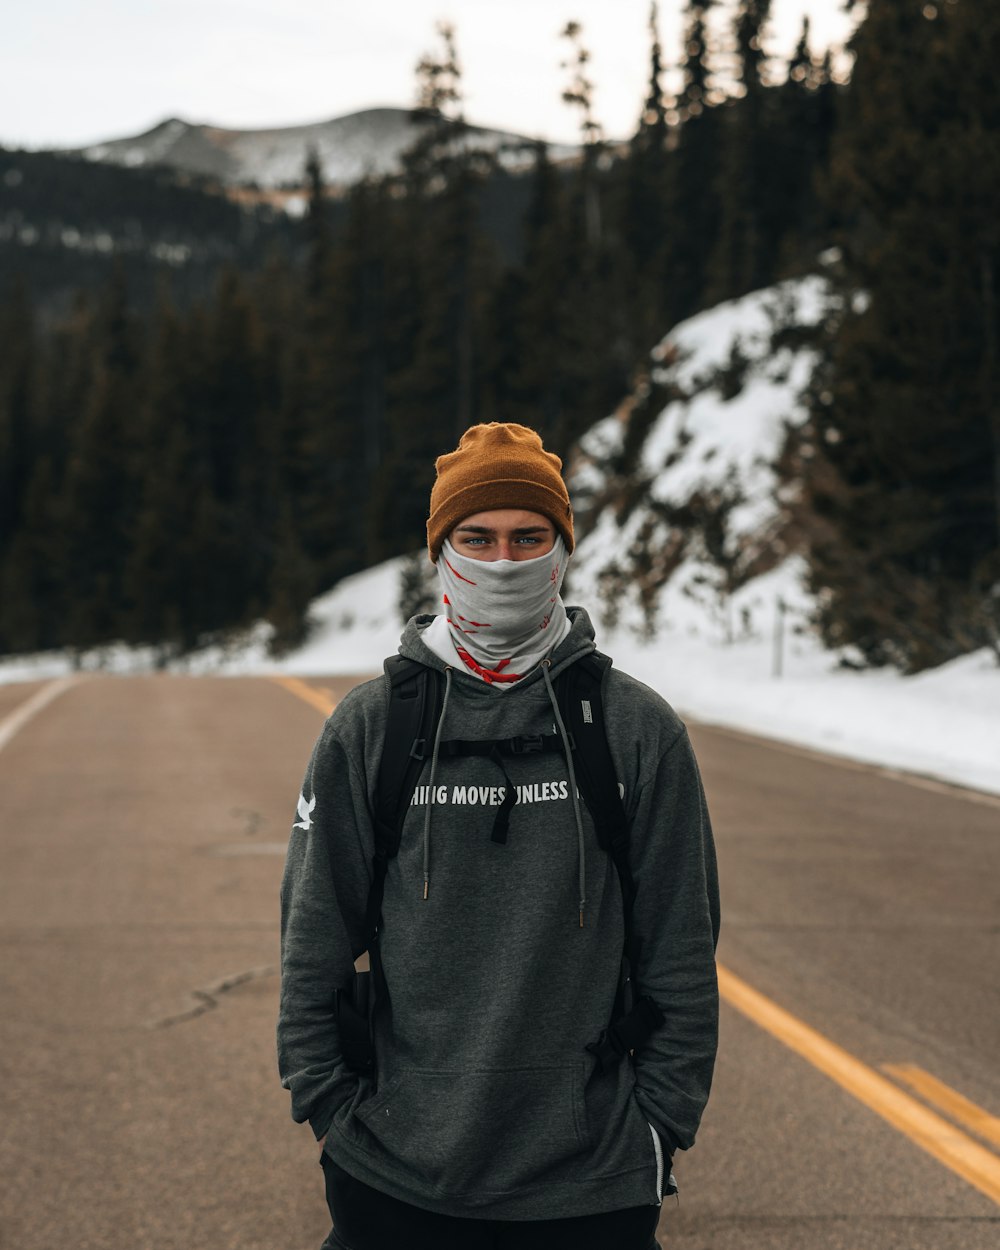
[0, 0, 996, 673]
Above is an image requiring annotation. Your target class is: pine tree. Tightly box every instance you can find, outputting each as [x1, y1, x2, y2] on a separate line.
[676, 0, 715, 123]
[505, 142, 569, 438]
[620, 3, 674, 345]
[561, 21, 604, 248]
[639, 1, 669, 144]
[291, 153, 370, 588]
[0, 456, 67, 653]
[484, 141, 589, 449]
[123, 292, 205, 652]
[348, 179, 392, 481]
[662, 0, 724, 326]
[59, 264, 144, 651]
[271, 165, 328, 587]
[548, 21, 635, 449]
[787, 16, 814, 89]
[708, 0, 773, 301]
[372, 23, 499, 553]
[317, 175, 397, 582]
[0, 281, 35, 560]
[263, 498, 315, 655]
[1, 289, 102, 655]
[407, 21, 494, 441]
[770, 17, 840, 276]
[785, 0, 1000, 670]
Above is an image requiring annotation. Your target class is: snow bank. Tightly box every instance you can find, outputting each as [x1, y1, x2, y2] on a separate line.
[597, 565, 1000, 798]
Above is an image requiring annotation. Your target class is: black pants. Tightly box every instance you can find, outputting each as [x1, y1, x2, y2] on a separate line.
[319, 1153, 661, 1250]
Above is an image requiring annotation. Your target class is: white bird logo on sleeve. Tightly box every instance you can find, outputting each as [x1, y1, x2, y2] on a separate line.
[293, 792, 316, 831]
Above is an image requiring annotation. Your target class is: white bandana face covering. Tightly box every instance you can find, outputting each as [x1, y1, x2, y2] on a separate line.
[437, 536, 569, 683]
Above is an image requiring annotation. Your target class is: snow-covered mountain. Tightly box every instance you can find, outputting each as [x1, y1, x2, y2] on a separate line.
[72, 108, 578, 190]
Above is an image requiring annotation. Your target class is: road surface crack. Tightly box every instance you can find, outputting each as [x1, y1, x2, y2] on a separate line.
[146, 963, 277, 1029]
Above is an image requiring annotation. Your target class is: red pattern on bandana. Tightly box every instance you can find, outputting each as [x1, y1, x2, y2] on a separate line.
[443, 558, 478, 586]
[455, 647, 523, 684]
[443, 594, 492, 633]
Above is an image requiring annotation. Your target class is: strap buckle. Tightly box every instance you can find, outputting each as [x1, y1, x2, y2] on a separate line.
[585, 996, 665, 1074]
[509, 734, 544, 755]
[333, 977, 376, 1074]
[585, 1027, 627, 1073]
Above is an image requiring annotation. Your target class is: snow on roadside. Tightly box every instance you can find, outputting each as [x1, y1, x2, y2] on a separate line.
[596, 561, 1000, 798]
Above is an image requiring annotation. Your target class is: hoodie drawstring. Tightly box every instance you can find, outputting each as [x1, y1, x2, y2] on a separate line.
[422, 666, 453, 900]
[542, 660, 587, 928]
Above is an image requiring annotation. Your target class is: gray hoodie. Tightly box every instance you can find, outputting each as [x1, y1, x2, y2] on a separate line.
[277, 607, 720, 1220]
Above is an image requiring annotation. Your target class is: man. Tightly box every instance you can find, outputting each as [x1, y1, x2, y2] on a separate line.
[278, 422, 720, 1250]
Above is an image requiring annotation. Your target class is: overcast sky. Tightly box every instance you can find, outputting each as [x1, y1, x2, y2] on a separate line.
[2, 1, 858, 151]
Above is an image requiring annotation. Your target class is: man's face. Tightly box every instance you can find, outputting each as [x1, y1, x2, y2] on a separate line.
[449, 509, 556, 562]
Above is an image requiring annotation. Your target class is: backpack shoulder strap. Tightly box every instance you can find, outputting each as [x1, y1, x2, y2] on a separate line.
[556, 651, 665, 1071]
[365, 655, 442, 945]
[337, 656, 443, 1077]
[375, 656, 442, 851]
[554, 650, 632, 902]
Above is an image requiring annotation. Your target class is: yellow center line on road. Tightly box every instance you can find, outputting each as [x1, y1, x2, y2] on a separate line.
[883, 1063, 1000, 1152]
[271, 676, 337, 717]
[717, 964, 1000, 1207]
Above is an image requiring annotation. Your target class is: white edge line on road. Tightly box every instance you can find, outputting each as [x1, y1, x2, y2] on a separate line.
[0, 676, 82, 755]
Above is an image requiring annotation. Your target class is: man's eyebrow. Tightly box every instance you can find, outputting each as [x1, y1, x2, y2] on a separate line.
[454, 525, 552, 535]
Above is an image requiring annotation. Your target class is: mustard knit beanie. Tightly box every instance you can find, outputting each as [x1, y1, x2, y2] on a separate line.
[426, 423, 574, 562]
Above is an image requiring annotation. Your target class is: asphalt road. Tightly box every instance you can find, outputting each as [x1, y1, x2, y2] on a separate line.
[0, 673, 997, 1250]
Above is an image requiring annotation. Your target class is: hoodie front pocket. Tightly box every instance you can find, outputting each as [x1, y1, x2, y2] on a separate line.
[352, 1065, 587, 1196]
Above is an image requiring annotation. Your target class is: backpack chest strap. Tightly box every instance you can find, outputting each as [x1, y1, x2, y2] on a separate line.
[437, 733, 569, 758]
[437, 736, 567, 843]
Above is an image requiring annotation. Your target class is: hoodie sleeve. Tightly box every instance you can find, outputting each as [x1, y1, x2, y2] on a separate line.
[277, 719, 374, 1139]
[629, 726, 720, 1154]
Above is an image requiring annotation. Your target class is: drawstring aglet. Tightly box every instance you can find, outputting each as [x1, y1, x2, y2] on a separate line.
[423, 878, 429, 901]
[579, 908, 585, 928]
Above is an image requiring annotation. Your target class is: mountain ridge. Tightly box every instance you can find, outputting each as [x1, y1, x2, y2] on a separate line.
[68, 107, 579, 191]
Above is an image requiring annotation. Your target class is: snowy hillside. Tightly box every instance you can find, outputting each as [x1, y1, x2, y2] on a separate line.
[569, 276, 827, 642]
[2, 278, 996, 795]
[72, 108, 578, 190]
